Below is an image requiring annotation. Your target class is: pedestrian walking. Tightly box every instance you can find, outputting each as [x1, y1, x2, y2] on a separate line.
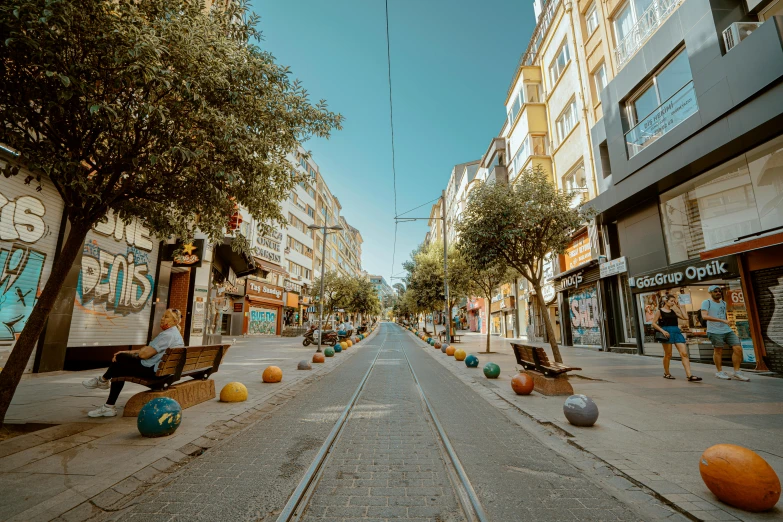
[652, 295, 701, 382]
[701, 285, 750, 381]
[81, 309, 185, 417]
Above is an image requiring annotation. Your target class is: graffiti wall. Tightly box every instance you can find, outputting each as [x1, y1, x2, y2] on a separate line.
[0, 172, 65, 368]
[248, 306, 277, 335]
[67, 210, 159, 347]
[569, 285, 601, 346]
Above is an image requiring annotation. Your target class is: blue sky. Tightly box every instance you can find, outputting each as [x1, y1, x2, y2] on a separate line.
[252, 0, 536, 285]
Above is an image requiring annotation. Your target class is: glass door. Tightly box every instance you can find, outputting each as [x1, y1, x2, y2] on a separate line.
[619, 275, 637, 342]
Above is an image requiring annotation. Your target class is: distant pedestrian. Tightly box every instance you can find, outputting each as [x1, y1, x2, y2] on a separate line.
[652, 295, 701, 382]
[701, 285, 749, 381]
[82, 309, 185, 417]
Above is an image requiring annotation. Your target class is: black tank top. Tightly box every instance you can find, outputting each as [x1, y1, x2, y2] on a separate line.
[659, 309, 679, 327]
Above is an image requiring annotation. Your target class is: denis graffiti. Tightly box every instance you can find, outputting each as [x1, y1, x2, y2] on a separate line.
[249, 308, 276, 335]
[569, 285, 601, 346]
[78, 241, 154, 315]
[0, 245, 46, 341]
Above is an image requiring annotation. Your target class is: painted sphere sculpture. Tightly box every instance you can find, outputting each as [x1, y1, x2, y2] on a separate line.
[511, 373, 534, 395]
[137, 397, 181, 438]
[323, 347, 335, 357]
[563, 394, 599, 427]
[297, 360, 312, 370]
[441, 344, 448, 353]
[340, 341, 348, 350]
[700, 444, 780, 512]
[446, 346, 456, 356]
[345, 340, 352, 348]
[262, 366, 283, 383]
[454, 349, 466, 361]
[465, 354, 479, 368]
[483, 362, 501, 379]
[313, 352, 326, 363]
[219, 382, 248, 402]
[334, 343, 342, 353]
[435, 342, 442, 349]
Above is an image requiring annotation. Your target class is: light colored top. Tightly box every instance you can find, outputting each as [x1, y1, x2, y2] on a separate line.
[701, 299, 733, 334]
[141, 327, 185, 372]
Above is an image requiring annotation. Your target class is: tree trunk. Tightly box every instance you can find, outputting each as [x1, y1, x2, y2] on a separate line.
[532, 281, 563, 363]
[484, 294, 491, 353]
[0, 220, 91, 425]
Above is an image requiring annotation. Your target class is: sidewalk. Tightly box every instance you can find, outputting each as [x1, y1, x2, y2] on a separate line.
[0, 329, 378, 522]
[411, 325, 783, 521]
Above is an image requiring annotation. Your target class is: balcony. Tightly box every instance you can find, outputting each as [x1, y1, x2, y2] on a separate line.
[614, 0, 684, 69]
[625, 80, 698, 157]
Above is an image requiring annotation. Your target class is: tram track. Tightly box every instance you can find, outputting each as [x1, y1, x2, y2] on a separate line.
[275, 324, 488, 522]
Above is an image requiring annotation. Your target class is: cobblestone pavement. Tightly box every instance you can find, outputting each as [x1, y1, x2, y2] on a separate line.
[301, 336, 464, 521]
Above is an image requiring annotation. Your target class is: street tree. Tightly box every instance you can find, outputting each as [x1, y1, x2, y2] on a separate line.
[456, 167, 592, 362]
[0, 0, 342, 424]
[458, 249, 513, 354]
[403, 245, 444, 334]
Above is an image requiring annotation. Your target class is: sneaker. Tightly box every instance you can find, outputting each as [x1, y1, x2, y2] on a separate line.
[87, 404, 117, 418]
[82, 376, 110, 390]
[715, 371, 731, 380]
[732, 371, 750, 382]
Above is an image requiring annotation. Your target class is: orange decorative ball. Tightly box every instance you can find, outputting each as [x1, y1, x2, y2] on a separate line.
[445, 346, 456, 356]
[312, 353, 325, 364]
[511, 373, 535, 395]
[345, 340, 352, 348]
[699, 444, 780, 512]
[262, 366, 283, 383]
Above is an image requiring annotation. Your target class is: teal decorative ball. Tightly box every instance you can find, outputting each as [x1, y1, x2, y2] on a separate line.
[483, 362, 501, 379]
[334, 344, 342, 353]
[137, 397, 181, 438]
[465, 355, 479, 368]
[324, 347, 335, 357]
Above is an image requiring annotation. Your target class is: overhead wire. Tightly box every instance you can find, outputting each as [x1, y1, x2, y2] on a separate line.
[385, 0, 399, 284]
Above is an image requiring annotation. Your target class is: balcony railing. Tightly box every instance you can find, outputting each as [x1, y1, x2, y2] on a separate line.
[625, 80, 697, 157]
[614, 0, 684, 69]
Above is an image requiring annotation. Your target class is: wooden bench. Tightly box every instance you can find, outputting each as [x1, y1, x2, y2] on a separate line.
[438, 330, 462, 343]
[511, 343, 580, 377]
[119, 344, 230, 417]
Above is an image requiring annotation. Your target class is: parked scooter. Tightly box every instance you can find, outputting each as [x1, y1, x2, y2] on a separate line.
[337, 329, 353, 342]
[302, 325, 338, 346]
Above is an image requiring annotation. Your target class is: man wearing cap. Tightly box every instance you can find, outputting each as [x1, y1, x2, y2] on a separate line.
[701, 285, 750, 381]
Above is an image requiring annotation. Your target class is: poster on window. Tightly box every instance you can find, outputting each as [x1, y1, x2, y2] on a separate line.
[248, 306, 277, 335]
[568, 285, 601, 346]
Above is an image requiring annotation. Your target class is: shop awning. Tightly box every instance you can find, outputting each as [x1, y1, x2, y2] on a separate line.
[551, 259, 599, 281]
[253, 257, 288, 277]
[700, 231, 783, 260]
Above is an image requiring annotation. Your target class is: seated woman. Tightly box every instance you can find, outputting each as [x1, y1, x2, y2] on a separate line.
[82, 309, 184, 417]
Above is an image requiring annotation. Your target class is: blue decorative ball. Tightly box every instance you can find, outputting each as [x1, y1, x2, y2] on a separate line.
[465, 354, 479, 368]
[137, 397, 182, 438]
[334, 343, 343, 353]
[563, 394, 599, 427]
[441, 344, 448, 353]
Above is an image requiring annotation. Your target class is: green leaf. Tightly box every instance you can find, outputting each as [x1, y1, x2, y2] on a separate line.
[89, 104, 100, 114]
[59, 74, 71, 87]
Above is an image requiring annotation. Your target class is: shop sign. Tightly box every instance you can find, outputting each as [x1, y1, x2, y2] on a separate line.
[629, 256, 739, 292]
[162, 239, 205, 267]
[224, 279, 245, 296]
[561, 271, 584, 290]
[233, 302, 243, 313]
[256, 247, 281, 264]
[541, 283, 556, 302]
[565, 233, 592, 271]
[599, 257, 627, 279]
[247, 280, 284, 301]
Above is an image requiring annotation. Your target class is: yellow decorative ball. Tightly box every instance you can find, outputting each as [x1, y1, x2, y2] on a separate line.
[220, 382, 248, 402]
[454, 349, 466, 361]
[340, 341, 348, 350]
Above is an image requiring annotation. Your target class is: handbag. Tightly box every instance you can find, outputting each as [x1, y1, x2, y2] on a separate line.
[654, 330, 668, 342]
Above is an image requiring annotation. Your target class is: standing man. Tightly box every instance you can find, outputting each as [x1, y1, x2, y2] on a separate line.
[701, 285, 750, 381]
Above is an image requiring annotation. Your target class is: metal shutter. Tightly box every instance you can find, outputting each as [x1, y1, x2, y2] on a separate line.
[67, 211, 159, 347]
[751, 266, 783, 373]
[0, 170, 65, 371]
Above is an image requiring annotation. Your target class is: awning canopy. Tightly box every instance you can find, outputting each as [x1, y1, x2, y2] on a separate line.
[215, 238, 263, 279]
[253, 256, 288, 277]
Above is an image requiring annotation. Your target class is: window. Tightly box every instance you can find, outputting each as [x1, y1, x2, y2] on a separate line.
[613, 0, 682, 67]
[563, 163, 588, 205]
[586, 3, 599, 35]
[506, 83, 542, 127]
[307, 205, 315, 218]
[548, 40, 571, 86]
[593, 63, 608, 96]
[288, 213, 310, 235]
[660, 134, 783, 263]
[288, 260, 312, 281]
[625, 49, 696, 156]
[511, 135, 548, 175]
[556, 100, 579, 144]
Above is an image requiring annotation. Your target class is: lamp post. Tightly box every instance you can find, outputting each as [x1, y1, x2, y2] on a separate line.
[308, 218, 343, 353]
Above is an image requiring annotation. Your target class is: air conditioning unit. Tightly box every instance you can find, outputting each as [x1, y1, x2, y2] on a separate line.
[723, 22, 762, 51]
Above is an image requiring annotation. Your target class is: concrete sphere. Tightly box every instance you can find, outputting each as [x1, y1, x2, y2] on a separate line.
[483, 362, 501, 379]
[465, 354, 479, 368]
[563, 394, 599, 427]
[334, 343, 343, 353]
[323, 347, 335, 357]
[699, 444, 780, 512]
[313, 352, 326, 363]
[441, 344, 448, 353]
[511, 373, 534, 395]
[262, 366, 283, 383]
[137, 398, 181, 438]
[298, 360, 312, 370]
[220, 382, 248, 402]
[454, 349, 466, 361]
[446, 346, 456, 356]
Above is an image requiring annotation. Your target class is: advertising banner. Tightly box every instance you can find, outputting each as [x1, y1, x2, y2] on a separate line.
[568, 285, 601, 346]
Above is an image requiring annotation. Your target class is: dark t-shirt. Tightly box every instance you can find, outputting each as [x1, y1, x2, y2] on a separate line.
[658, 309, 679, 327]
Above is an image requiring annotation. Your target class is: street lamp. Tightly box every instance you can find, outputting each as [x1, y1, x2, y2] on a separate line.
[308, 220, 343, 352]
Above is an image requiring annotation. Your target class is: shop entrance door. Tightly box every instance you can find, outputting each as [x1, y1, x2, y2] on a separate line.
[619, 274, 637, 343]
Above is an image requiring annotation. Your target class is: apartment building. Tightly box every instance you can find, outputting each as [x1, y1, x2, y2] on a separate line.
[313, 171, 364, 281]
[588, 0, 783, 370]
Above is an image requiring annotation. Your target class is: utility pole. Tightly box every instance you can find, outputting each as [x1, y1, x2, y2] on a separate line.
[442, 190, 450, 344]
[309, 210, 343, 353]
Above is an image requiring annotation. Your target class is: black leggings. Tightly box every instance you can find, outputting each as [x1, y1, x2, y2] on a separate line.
[102, 353, 156, 406]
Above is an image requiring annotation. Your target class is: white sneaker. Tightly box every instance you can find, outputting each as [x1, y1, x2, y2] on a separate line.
[88, 404, 117, 418]
[82, 376, 110, 390]
[732, 371, 750, 382]
[715, 371, 731, 380]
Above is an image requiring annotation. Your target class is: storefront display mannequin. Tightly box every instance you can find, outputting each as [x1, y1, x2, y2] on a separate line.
[701, 286, 750, 381]
[652, 295, 701, 382]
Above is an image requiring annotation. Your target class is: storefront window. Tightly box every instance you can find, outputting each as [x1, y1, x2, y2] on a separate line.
[661, 134, 783, 263]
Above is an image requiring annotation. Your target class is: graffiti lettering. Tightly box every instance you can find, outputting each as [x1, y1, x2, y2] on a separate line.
[249, 308, 276, 335]
[569, 286, 601, 346]
[0, 193, 46, 243]
[93, 210, 153, 251]
[78, 244, 154, 315]
[0, 244, 46, 340]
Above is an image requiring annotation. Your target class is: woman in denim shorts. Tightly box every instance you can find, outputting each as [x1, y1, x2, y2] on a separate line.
[652, 295, 701, 382]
